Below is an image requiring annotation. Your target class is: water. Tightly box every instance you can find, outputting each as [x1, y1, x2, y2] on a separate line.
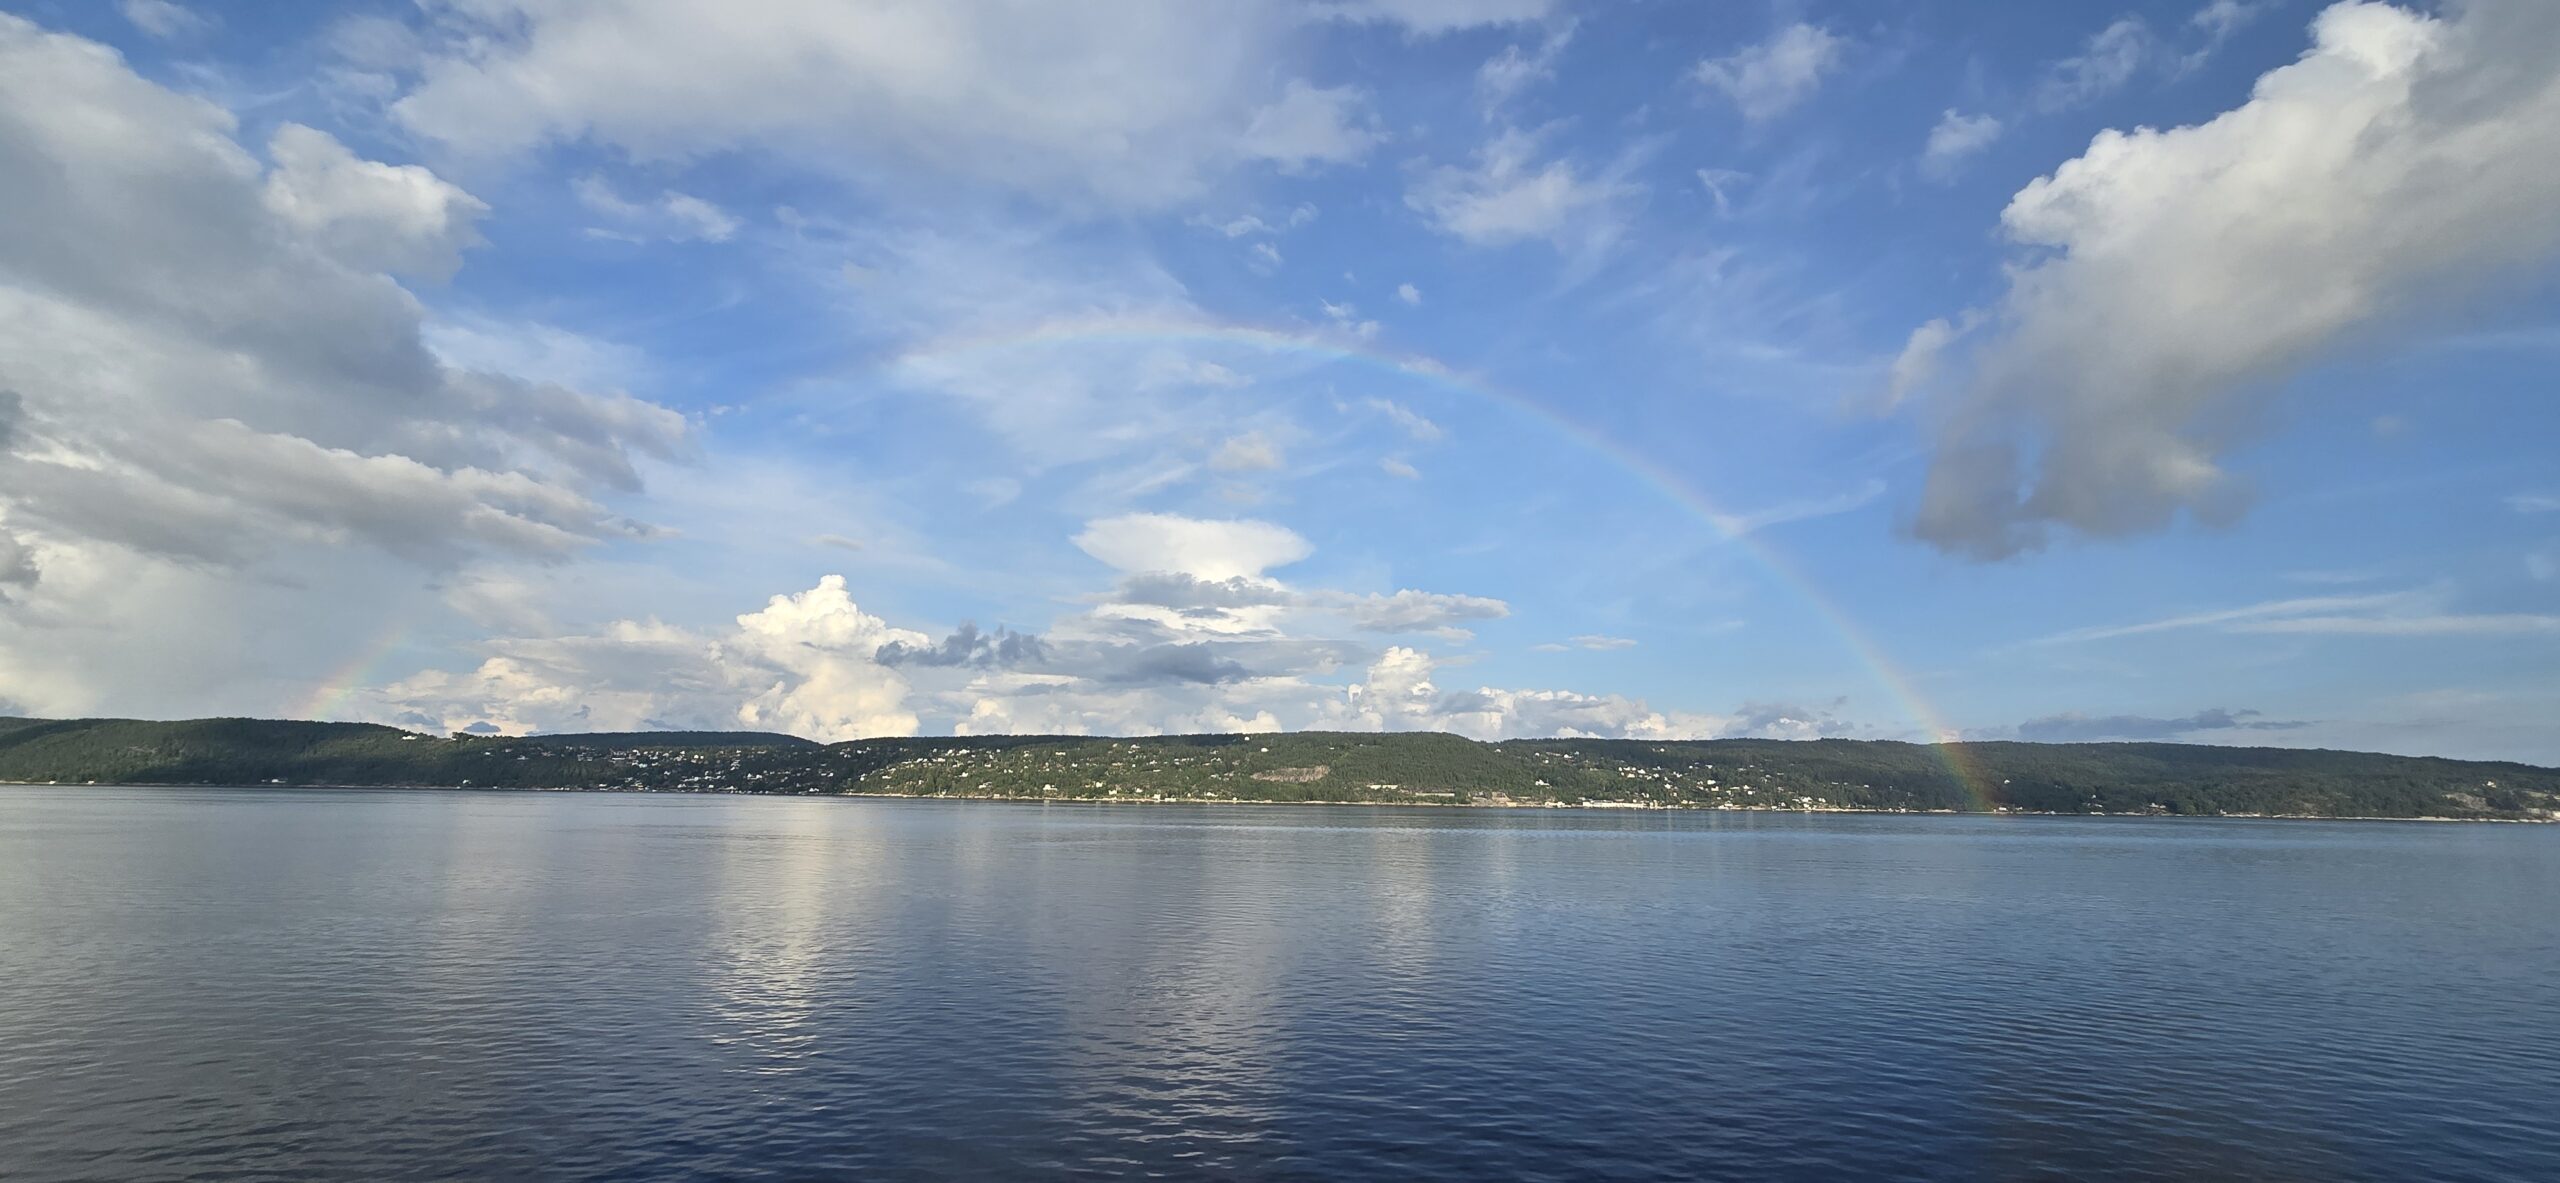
[0, 788, 2553, 1181]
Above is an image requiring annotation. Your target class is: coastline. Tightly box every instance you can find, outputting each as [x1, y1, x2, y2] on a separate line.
[4, 779, 2548, 823]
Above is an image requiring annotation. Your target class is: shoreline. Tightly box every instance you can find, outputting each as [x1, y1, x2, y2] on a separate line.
[3, 779, 2549, 823]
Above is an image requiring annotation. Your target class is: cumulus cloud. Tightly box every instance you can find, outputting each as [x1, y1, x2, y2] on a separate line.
[0, 15, 699, 722]
[1337, 647, 1843, 741]
[1692, 24, 1843, 121]
[1921, 110, 2003, 178]
[0, 16, 686, 582]
[377, 575, 928, 740]
[1907, 0, 2560, 558]
[360, 524, 1832, 743]
[878, 623, 1048, 668]
[2018, 707, 2309, 742]
[261, 123, 489, 279]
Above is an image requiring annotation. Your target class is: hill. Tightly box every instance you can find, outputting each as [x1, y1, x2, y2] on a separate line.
[0, 717, 2552, 820]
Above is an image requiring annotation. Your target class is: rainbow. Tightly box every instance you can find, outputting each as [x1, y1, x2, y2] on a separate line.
[891, 315, 2001, 809]
[292, 619, 414, 725]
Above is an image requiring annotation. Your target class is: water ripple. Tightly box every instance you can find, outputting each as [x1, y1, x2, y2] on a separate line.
[0, 789, 2554, 1181]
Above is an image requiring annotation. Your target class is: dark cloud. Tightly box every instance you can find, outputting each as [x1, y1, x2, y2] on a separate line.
[0, 530, 36, 594]
[1727, 700, 1857, 740]
[1102, 643, 1252, 685]
[877, 622, 1047, 668]
[1114, 573, 1292, 611]
[2017, 707, 2310, 743]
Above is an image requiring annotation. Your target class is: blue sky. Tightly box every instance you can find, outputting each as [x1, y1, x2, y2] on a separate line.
[0, 0, 2553, 760]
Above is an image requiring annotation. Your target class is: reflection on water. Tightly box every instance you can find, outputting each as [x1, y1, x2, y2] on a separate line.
[705, 799, 871, 1069]
[1, 789, 2555, 1181]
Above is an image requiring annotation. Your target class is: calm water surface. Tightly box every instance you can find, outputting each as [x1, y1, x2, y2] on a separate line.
[0, 787, 2553, 1181]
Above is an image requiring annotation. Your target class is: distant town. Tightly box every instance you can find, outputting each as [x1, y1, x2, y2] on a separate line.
[3, 717, 2554, 821]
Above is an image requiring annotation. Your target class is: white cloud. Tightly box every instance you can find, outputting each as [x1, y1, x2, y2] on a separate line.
[1406, 124, 1642, 256]
[574, 176, 741, 242]
[391, 0, 1417, 210]
[1887, 317, 1957, 407]
[1380, 456, 1421, 480]
[1211, 433, 1284, 472]
[1694, 167, 1748, 216]
[2037, 17, 2156, 111]
[1909, 0, 2560, 558]
[118, 0, 207, 40]
[2508, 493, 2560, 514]
[262, 123, 489, 279]
[1706, 480, 1886, 537]
[374, 575, 929, 740]
[1335, 647, 1831, 741]
[1569, 634, 1636, 650]
[1366, 398, 1444, 441]
[1073, 514, 1313, 581]
[422, 317, 650, 393]
[1239, 80, 1381, 172]
[1692, 24, 1843, 121]
[1320, 298, 1380, 339]
[1921, 109, 2003, 178]
[1396, 282, 1422, 305]
[1208, 203, 1318, 238]
[2190, 0, 2273, 60]
[0, 16, 684, 577]
[862, 228, 1234, 463]
[349, 519, 1835, 743]
[0, 16, 692, 716]
[1476, 24, 1573, 112]
[1325, 0, 1560, 36]
[1335, 589, 1508, 637]
[2033, 590, 2424, 644]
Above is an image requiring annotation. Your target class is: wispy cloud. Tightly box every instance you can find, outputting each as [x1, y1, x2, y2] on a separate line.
[2239, 614, 2560, 637]
[1704, 479, 1885, 537]
[2035, 588, 2560, 645]
[1693, 24, 1843, 121]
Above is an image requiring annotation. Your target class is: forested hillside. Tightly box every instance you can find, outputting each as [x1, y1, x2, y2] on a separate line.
[2, 717, 2553, 820]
